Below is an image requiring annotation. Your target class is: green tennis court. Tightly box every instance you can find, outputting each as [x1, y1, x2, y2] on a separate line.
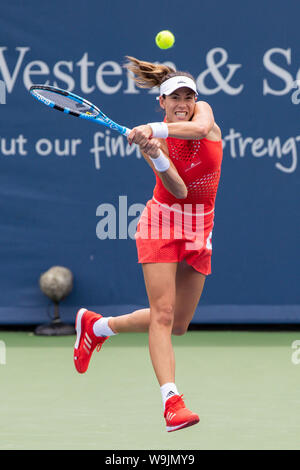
[0, 329, 299, 450]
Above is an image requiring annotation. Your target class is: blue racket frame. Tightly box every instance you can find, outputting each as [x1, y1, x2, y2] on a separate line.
[30, 85, 131, 137]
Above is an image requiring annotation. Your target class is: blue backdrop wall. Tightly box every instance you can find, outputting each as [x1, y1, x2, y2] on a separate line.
[0, 0, 299, 324]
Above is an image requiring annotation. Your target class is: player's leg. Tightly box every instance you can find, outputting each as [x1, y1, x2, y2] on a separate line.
[141, 262, 177, 386]
[73, 306, 151, 373]
[160, 260, 204, 431]
[84, 261, 205, 338]
[172, 260, 206, 335]
[73, 260, 205, 375]
[108, 308, 150, 333]
[141, 261, 199, 432]
[73, 262, 176, 376]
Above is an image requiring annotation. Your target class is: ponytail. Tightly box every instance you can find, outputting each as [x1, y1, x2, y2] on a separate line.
[124, 56, 176, 89]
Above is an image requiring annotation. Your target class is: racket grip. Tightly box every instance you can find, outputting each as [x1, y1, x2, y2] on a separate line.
[124, 128, 131, 137]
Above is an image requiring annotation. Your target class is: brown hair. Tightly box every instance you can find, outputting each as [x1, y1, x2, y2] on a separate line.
[124, 56, 195, 90]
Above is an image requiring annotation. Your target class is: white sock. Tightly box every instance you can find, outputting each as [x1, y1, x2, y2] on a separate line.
[160, 382, 179, 408]
[93, 317, 117, 337]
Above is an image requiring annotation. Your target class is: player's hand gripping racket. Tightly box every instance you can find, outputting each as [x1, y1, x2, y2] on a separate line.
[30, 85, 131, 137]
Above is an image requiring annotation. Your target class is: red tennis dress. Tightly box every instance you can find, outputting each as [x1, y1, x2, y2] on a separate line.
[135, 136, 223, 275]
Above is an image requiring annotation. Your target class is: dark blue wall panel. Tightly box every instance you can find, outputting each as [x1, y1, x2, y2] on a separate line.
[0, 0, 299, 324]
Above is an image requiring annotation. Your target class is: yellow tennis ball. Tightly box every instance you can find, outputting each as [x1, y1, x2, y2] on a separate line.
[155, 30, 175, 50]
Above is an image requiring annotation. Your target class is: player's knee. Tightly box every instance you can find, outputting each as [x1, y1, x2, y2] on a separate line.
[151, 302, 175, 328]
[172, 324, 188, 336]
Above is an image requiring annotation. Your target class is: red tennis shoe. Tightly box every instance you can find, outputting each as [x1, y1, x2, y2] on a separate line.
[164, 394, 199, 432]
[73, 308, 108, 374]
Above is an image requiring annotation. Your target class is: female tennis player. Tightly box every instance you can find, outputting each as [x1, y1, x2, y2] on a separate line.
[74, 57, 223, 432]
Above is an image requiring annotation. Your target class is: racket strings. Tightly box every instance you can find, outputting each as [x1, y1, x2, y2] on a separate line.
[36, 89, 99, 116]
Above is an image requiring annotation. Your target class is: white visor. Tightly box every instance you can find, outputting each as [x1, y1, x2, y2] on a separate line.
[159, 75, 198, 96]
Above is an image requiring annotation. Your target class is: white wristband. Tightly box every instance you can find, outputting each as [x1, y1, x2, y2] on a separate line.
[148, 122, 169, 139]
[150, 150, 170, 172]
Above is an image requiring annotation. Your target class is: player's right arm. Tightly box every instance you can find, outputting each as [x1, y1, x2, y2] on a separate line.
[128, 128, 187, 199]
[142, 144, 188, 200]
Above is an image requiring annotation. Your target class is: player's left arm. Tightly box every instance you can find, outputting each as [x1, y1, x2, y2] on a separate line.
[166, 101, 215, 140]
[127, 102, 215, 142]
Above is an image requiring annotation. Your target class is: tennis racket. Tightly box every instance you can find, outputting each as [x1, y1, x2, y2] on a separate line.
[29, 85, 131, 137]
